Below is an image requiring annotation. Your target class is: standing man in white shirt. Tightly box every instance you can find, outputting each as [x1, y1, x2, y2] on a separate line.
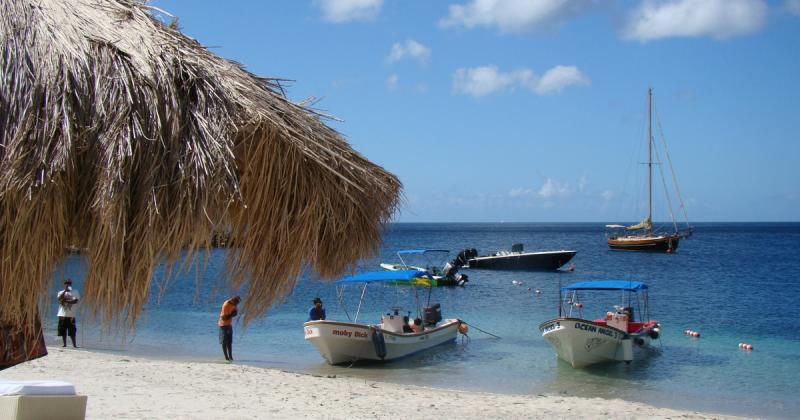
[56, 278, 80, 348]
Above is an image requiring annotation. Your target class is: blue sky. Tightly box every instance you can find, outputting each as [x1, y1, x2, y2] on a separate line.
[152, 0, 800, 222]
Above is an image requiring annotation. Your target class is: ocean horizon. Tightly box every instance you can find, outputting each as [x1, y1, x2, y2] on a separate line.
[50, 222, 800, 419]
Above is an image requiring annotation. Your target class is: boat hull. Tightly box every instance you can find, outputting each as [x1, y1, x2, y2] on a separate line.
[379, 264, 461, 286]
[539, 318, 656, 368]
[467, 250, 576, 271]
[607, 234, 680, 252]
[304, 319, 460, 364]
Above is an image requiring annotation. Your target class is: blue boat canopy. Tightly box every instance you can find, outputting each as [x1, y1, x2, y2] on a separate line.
[397, 249, 449, 254]
[336, 270, 430, 284]
[561, 280, 648, 292]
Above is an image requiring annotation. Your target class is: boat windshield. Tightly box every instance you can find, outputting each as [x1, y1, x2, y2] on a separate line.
[396, 249, 450, 274]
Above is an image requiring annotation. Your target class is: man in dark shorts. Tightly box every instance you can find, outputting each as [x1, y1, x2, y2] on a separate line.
[218, 296, 240, 361]
[56, 279, 80, 348]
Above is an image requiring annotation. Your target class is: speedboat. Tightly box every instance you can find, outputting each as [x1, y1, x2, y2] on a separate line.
[539, 280, 661, 368]
[304, 270, 466, 364]
[463, 244, 576, 271]
[380, 249, 469, 287]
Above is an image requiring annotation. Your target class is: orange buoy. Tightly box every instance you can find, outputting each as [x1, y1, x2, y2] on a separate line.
[458, 323, 469, 335]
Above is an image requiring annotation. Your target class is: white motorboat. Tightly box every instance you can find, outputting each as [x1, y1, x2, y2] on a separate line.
[539, 280, 661, 368]
[380, 249, 469, 287]
[304, 270, 466, 364]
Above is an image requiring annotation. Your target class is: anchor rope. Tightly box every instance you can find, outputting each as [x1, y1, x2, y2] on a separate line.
[460, 320, 501, 339]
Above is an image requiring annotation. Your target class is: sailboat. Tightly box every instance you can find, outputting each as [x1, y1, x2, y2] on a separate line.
[606, 88, 692, 252]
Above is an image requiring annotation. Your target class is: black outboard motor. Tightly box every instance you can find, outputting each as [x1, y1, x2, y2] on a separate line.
[455, 273, 468, 287]
[511, 243, 524, 253]
[449, 248, 477, 268]
[438, 249, 477, 287]
[423, 303, 442, 326]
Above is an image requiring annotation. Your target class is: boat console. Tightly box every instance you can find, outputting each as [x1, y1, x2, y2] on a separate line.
[606, 307, 631, 331]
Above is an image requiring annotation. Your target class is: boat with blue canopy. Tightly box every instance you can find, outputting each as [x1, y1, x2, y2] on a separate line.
[303, 270, 467, 364]
[380, 249, 469, 287]
[539, 279, 661, 368]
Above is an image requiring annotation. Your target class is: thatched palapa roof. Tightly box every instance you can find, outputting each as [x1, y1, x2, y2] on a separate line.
[0, 0, 401, 334]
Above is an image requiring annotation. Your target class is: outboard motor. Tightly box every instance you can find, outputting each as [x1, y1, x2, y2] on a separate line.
[450, 248, 477, 268]
[423, 303, 442, 326]
[455, 273, 468, 287]
[511, 243, 524, 253]
[442, 262, 457, 278]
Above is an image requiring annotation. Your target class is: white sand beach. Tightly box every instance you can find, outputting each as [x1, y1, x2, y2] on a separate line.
[1, 348, 741, 419]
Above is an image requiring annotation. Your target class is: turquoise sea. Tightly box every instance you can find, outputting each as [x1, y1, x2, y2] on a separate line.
[52, 223, 800, 419]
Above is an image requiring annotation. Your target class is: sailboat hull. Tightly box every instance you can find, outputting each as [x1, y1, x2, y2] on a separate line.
[608, 234, 680, 252]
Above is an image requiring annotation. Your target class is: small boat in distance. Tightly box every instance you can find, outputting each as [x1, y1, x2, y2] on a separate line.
[463, 244, 576, 271]
[380, 249, 469, 286]
[304, 270, 466, 365]
[606, 88, 692, 252]
[539, 280, 661, 368]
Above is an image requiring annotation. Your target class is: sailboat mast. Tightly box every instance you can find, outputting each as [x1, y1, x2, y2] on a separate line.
[647, 88, 653, 233]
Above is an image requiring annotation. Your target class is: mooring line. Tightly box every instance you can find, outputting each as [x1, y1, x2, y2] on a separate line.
[461, 320, 501, 339]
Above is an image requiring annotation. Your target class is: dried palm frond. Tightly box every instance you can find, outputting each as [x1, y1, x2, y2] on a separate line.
[0, 0, 401, 338]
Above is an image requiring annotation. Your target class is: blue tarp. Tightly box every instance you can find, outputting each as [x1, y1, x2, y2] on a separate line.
[336, 270, 430, 284]
[561, 280, 648, 292]
[397, 249, 449, 254]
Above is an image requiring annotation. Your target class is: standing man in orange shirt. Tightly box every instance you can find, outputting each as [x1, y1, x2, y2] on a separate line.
[218, 296, 240, 361]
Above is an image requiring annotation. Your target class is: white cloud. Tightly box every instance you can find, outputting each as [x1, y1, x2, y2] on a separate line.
[578, 175, 587, 192]
[538, 178, 573, 199]
[439, 0, 598, 33]
[387, 74, 398, 90]
[387, 39, 431, 65]
[624, 0, 767, 42]
[509, 187, 534, 198]
[452, 65, 589, 97]
[534, 65, 590, 94]
[786, 0, 800, 16]
[452, 66, 531, 96]
[314, 0, 383, 23]
[601, 190, 616, 201]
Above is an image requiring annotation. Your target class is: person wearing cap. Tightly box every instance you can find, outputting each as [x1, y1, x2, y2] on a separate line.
[56, 278, 80, 348]
[308, 297, 326, 321]
[218, 296, 240, 361]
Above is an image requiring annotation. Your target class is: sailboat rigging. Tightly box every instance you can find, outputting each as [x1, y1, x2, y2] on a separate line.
[606, 88, 692, 252]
